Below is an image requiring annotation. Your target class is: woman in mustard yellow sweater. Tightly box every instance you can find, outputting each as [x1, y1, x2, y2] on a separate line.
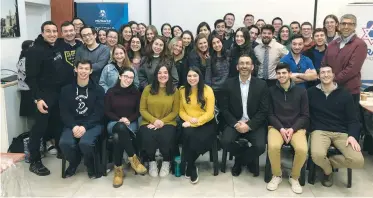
[179, 67, 215, 184]
[139, 64, 180, 178]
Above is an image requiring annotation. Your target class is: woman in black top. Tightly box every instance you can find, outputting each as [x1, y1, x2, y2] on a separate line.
[181, 30, 194, 59]
[187, 33, 210, 78]
[228, 27, 258, 77]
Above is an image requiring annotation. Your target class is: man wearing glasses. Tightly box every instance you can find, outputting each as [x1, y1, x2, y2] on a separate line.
[75, 26, 110, 83]
[280, 34, 317, 88]
[321, 14, 367, 117]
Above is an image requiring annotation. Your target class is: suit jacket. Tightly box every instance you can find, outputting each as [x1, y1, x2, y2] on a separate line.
[220, 76, 269, 131]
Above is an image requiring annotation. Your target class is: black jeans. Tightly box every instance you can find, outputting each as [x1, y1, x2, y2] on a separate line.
[139, 125, 176, 161]
[29, 99, 62, 162]
[220, 125, 266, 165]
[112, 122, 136, 166]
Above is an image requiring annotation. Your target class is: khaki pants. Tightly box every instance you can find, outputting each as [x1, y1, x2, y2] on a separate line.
[310, 130, 364, 175]
[268, 127, 308, 179]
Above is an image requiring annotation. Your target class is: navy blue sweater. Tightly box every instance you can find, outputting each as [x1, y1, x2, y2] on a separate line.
[59, 79, 105, 130]
[307, 85, 360, 139]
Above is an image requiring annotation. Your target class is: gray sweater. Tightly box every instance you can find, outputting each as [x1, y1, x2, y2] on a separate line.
[138, 56, 179, 90]
[75, 43, 110, 83]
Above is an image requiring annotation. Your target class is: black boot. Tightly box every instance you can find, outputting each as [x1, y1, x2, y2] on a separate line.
[29, 161, 50, 176]
[231, 156, 242, 177]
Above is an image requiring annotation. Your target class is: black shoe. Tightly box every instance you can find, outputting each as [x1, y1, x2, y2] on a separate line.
[29, 161, 50, 176]
[87, 165, 96, 179]
[231, 163, 242, 177]
[64, 164, 78, 178]
[322, 172, 333, 187]
[185, 166, 192, 179]
[190, 166, 199, 184]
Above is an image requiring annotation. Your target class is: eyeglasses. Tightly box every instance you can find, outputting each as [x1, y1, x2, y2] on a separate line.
[121, 75, 134, 80]
[340, 22, 355, 27]
[81, 33, 93, 39]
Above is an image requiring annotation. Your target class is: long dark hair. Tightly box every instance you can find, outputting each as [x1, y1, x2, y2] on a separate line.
[196, 22, 211, 37]
[184, 67, 206, 109]
[181, 30, 194, 55]
[115, 67, 136, 88]
[209, 34, 227, 75]
[171, 25, 183, 37]
[127, 35, 143, 61]
[145, 36, 168, 64]
[194, 33, 209, 65]
[150, 64, 175, 95]
[232, 27, 252, 56]
[119, 24, 133, 45]
[323, 14, 339, 34]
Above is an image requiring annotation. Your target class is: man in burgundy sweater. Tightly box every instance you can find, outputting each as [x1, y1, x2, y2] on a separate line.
[321, 14, 367, 113]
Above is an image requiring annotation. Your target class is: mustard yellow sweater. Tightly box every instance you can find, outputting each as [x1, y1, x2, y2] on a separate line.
[179, 85, 215, 127]
[140, 85, 180, 126]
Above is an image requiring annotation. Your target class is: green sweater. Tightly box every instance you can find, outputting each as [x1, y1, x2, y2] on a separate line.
[139, 85, 180, 126]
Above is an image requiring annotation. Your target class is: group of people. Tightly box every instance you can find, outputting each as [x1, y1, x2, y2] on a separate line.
[17, 11, 368, 194]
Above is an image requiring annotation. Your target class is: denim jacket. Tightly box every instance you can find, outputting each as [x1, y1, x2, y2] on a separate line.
[99, 63, 139, 93]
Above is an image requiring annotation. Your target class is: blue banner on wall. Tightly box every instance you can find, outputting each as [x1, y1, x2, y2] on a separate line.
[76, 3, 128, 31]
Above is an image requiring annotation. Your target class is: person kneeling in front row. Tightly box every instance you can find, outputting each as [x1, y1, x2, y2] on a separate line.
[59, 60, 105, 179]
[138, 64, 180, 178]
[267, 63, 309, 194]
[179, 67, 216, 184]
[308, 65, 364, 187]
[104, 68, 147, 188]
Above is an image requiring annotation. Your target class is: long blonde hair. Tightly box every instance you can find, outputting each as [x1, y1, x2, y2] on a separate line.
[112, 44, 131, 68]
[168, 37, 185, 62]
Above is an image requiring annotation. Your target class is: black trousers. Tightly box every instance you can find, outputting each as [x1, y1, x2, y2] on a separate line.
[138, 125, 176, 161]
[112, 122, 136, 166]
[220, 125, 266, 165]
[29, 99, 62, 162]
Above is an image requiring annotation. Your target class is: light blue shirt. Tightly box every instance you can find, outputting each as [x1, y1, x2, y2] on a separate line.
[239, 75, 251, 121]
[99, 63, 139, 93]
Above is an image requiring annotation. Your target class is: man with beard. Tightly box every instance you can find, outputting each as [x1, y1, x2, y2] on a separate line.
[220, 55, 268, 177]
[308, 65, 364, 187]
[290, 21, 301, 35]
[280, 34, 317, 88]
[223, 13, 235, 49]
[266, 62, 309, 194]
[301, 22, 315, 52]
[254, 25, 288, 87]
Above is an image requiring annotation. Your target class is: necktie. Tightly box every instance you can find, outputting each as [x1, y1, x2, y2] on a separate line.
[263, 46, 269, 79]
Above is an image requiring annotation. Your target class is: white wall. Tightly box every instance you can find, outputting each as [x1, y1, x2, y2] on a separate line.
[74, 0, 149, 25]
[0, 0, 50, 73]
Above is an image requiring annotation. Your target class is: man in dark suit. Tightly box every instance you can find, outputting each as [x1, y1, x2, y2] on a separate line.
[220, 54, 269, 176]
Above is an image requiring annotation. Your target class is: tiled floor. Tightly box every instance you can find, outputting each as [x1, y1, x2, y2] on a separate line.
[14, 151, 373, 197]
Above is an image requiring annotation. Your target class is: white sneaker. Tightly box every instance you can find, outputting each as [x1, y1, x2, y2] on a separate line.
[159, 161, 170, 177]
[267, 176, 282, 191]
[289, 177, 303, 194]
[46, 142, 57, 155]
[149, 161, 158, 177]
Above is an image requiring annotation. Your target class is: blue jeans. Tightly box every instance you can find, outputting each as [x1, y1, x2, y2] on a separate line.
[107, 121, 138, 134]
[59, 125, 102, 167]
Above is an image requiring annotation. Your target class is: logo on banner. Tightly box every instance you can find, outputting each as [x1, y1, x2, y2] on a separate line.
[99, 10, 107, 19]
[361, 21, 373, 60]
[95, 9, 111, 25]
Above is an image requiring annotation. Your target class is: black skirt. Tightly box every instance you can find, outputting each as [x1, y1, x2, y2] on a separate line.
[182, 119, 216, 155]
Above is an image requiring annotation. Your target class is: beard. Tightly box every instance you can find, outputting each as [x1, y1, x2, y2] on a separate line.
[262, 37, 271, 45]
[291, 48, 301, 55]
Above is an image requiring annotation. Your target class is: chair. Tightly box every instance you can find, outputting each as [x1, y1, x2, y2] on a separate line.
[362, 86, 373, 155]
[220, 138, 260, 177]
[61, 133, 104, 178]
[264, 144, 307, 186]
[307, 146, 352, 188]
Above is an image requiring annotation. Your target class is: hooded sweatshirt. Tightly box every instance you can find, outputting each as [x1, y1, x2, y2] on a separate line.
[268, 80, 309, 132]
[59, 79, 105, 130]
[56, 38, 83, 85]
[277, 25, 293, 51]
[25, 35, 66, 103]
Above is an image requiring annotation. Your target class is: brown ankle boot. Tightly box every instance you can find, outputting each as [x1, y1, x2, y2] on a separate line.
[128, 154, 147, 174]
[113, 165, 124, 188]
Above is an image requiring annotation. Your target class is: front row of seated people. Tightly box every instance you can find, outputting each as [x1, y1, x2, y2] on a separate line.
[59, 55, 364, 193]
